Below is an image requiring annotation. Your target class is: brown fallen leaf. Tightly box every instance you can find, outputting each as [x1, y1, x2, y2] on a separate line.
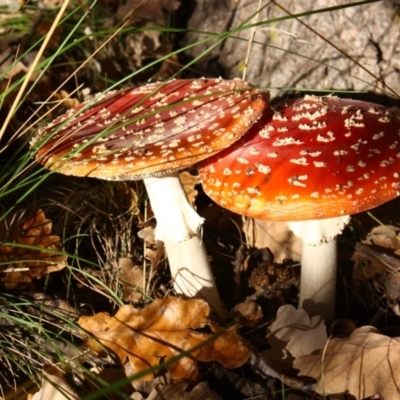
[52, 90, 81, 109]
[243, 219, 301, 263]
[267, 305, 327, 359]
[366, 225, 400, 253]
[115, 0, 181, 25]
[132, 381, 222, 400]
[31, 365, 79, 400]
[232, 301, 263, 327]
[0, 209, 67, 288]
[352, 227, 400, 315]
[261, 305, 327, 378]
[179, 170, 200, 207]
[118, 257, 144, 302]
[79, 297, 251, 380]
[293, 326, 400, 400]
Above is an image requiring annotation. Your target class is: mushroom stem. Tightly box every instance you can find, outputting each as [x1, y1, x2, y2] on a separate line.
[144, 173, 205, 243]
[298, 239, 337, 323]
[163, 237, 224, 317]
[287, 216, 349, 322]
[143, 173, 224, 317]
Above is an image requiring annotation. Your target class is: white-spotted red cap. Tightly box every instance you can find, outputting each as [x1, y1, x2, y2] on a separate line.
[31, 78, 269, 180]
[199, 95, 400, 221]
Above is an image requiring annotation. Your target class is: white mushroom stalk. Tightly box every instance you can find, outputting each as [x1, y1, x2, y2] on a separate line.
[30, 78, 269, 317]
[199, 95, 400, 322]
[287, 216, 349, 322]
[144, 172, 223, 315]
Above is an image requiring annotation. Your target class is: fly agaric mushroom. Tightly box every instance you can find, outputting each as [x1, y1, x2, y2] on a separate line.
[198, 95, 400, 322]
[31, 78, 269, 316]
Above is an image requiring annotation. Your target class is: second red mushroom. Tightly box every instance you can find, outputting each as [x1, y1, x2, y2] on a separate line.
[199, 95, 400, 322]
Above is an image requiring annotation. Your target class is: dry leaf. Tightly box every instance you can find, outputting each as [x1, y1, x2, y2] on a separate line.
[138, 226, 156, 243]
[137, 226, 165, 272]
[53, 90, 81, 109]
[352, 228, 400, 315]
[294, 326, 400, 400]
[38, 0, 65, 8]
[79, 297, 250, 380]
[32, 293, 78, 320]
[0, 209, 66, 288]
[179, 170, 200, 206]
[118, 257, 144, 302]
[116, 0, 181, 25]
[243, 219, 301, 263]
[352, 226, 400, 280]
[232, 301, 263, 327]
[268, 305, 327, 358]
[134, 381, 222, 400]
[0, 50, 41, 81]
[261, 305, 327, 378]
[366, 225, 400, 252]
[32, 365, 79, 400]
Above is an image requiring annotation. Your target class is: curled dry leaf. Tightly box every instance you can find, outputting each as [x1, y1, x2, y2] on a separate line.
[118, 257, 144, 303]
[352, 225, 400, 280]
[179, 170, 200, 207]
[0, 209, 66, 288]
[137, 226, 165, 272]
[232, 301, 263, 327]
[293, 326, 400, 400]
[79, 297, 251, 380]
[366, 225, 400, 253]
[53, 90, 81, 109]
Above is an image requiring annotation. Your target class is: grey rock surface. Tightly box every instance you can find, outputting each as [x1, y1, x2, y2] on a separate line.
[184, 1, 400, 98]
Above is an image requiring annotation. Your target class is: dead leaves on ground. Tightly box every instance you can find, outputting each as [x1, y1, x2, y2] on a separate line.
[131, 380, 223, 400]
[295, 326, 400, 400]
[118, 257, 145, 303]
[0, 208, 66, 288]
[32, 303, 400, 400]
[260, 305, 400, 400]
[266, 304, 327, 361]
[30, 366, 223, 400]
[30, 365, 78, 400]
[352, 224, 400, 315]
[79, 297, 251, 381]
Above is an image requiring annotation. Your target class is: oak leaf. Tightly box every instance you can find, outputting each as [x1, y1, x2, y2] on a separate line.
[261, 305, 327, 378]
[79, 297, 250, 380]
[294, 326, 400, 400]
[267, 305, 327, 359]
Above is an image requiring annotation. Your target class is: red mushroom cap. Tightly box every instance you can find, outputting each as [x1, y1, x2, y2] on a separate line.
[199, 95, 400, 221]
[31, 78, 269, 180]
